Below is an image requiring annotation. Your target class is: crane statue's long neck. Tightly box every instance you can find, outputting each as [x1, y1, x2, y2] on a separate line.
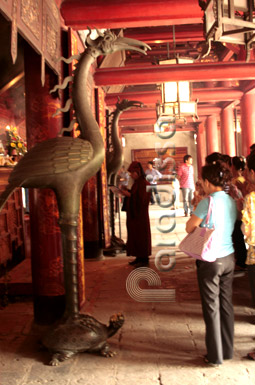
[111, 109, 123, 160]
[72, 51, 104, 161]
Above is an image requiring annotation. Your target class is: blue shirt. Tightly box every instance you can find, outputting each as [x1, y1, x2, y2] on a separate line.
[194, 191, 237, 258]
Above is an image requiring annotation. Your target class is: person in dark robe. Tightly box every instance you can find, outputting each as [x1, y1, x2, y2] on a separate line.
[120, 161, 151, 267]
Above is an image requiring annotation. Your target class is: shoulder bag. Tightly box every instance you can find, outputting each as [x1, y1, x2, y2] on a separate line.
[179, 196, 216, 262]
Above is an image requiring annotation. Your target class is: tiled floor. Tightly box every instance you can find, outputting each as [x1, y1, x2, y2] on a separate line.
[0, 204, 255, 385]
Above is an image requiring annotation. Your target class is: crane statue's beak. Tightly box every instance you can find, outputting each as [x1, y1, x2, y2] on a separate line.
[127, 101, 144, 108]
[85, 29, 151, 56]
[117, 99, 144, 111]
[115, 37, 151, 55]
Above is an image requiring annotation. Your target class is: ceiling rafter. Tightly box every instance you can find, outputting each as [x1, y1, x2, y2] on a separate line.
[59, 0, 255, 132]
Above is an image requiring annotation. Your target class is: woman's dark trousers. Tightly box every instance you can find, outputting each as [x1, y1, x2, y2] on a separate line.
[196, 254, 235, 365]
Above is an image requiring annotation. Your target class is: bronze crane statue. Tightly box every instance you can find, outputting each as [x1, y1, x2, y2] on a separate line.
[106, 98, 143, 186]
[0, 29, 150, 365]
[106, 99, 143, 253]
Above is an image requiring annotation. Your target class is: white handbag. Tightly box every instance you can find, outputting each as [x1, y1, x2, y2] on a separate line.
[179, 196, 216, 262]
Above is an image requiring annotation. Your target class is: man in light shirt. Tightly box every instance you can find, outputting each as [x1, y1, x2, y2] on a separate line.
[145, 161, 162, 205]
[177, 154, 195, 216]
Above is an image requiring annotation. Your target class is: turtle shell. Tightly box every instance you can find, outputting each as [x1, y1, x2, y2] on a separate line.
[42, 314, 109, 353]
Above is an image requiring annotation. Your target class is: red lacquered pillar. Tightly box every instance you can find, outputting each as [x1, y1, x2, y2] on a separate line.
[196, 122, 206, 177]
[24, 46, 65, 324]
[220, 107, 236, 156]
[82, 175, 103, 259]
[240, 92, 255, 157]
[206, 115, 219, 155]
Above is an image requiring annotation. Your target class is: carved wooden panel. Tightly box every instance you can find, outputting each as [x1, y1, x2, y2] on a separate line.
[0, 0, 60, 75]
[43, 0, 61, 75]
[0, 168, 25, 267]
[0, 0, 12, 20]
[18, 0, 42, 49]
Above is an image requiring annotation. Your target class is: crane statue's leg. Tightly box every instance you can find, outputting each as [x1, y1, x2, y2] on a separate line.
[58, 213, 79, 319]
[42, 193, 85, 363]
[42, 190, 122, 365]
[53, 188, 81, 318]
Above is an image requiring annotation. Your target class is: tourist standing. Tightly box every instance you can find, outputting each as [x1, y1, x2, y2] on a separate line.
[177, 154, 195, 216]
[120, 161, 151, 267]
[145, 161, 162, 205]
[186, 162, 237, 367]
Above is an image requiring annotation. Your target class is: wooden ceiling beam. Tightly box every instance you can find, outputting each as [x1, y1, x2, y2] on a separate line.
[0, 72, 24, 96]
[106, 90, 161, 106]
[95, 62, 255, 86]
[105, 89, 244, 106]
[60, 0, 203, 29]
[123, 25, 204, 43]
[119, 118, 156, 126]
[119, 108, 156, 120]
[117, 106, 222, 128]
[127, 46, 199, 57]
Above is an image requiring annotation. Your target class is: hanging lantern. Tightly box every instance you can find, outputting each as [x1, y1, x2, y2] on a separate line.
[203, 0, 255, 60]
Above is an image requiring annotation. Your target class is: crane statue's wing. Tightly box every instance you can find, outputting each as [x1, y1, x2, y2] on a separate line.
[9, 137, 93, 186]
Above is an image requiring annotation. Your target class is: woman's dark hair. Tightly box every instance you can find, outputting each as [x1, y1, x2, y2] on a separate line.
[221, 154, 232, 167]
[183, 154, 192, 163]
[205, 152, 222, 165]
[246, 151, 255, 172]
[201, 162, 232, 187]
[232, 156, 245, 171]
[250, 143, 255, 153]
